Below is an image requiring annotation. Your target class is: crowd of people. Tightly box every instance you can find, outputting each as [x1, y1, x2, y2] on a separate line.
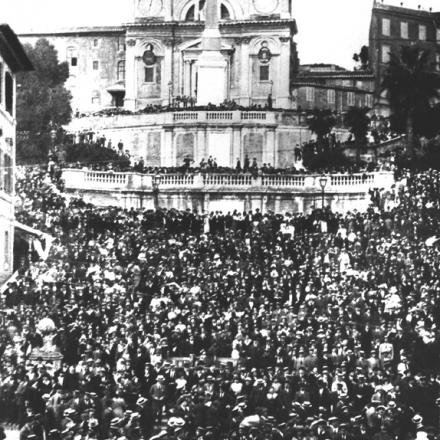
[2, 163, 440, 440]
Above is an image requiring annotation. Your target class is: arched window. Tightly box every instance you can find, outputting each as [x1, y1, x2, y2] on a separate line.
[185, 1, 231, 21]
[5, 72, 13, 115]
[117, 60, 126, 81]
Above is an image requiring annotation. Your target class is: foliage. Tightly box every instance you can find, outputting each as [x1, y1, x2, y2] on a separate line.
[307, 109, 336, 149]
[63, 143, 130, 169]
[381, 46, 440, 157]
[353, 46, 370, 70]
[303, 147, 352, 172]
[344, 107, 371, 163]
[16, 39, 72, 164]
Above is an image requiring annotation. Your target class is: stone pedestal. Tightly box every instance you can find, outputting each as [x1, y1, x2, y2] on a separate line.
[196, 49, 227, 106]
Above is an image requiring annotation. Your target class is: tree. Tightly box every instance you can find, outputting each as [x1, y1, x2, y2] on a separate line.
[344, 107, 370, 164]
[16, 38, 72, 163]
[381, 46, 440, 157]
[353, 46, 370, 70]
[307, 108, 336, 152]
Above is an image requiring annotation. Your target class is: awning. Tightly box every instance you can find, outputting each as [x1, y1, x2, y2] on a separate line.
[106, 83, 126, 94]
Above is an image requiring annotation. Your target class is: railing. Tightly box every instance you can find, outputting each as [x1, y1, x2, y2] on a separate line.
[84, 171, 128, 185]
[241, 112, 267, 120]
[262, 175, 305, 187]
[161, 174, 195, 187]
[62, 169, 395, 194]
[203, 174, 253, 186]
[173, 112, 199, 121]
[206, 112, 233, 120]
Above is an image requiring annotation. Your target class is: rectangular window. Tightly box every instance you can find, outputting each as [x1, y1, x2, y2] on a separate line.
[71, 57, 78, 67]
[93, 38, 99, 47]
[306, 87, 315, 102]
[145, 66, 155, 83]
[365, 94, 373, 107]
[93, 61, 99, 70]
[401, 22, 408, 39]
[436, 54, 440, 71]
[382, 45, 391, 63]
[419, 25, 427, 41]
[347, 92, 355, 106]
[327, 89, 335, 104]
[382, 18, 391, 36]
[4, 230, 9, 269]
[117, 60, 126, 81]
[118, 36, 126, 52]
[5, 72, 13, 116]
[3, 154, 11, 194]
[259, 65, 270, 81]
[437, 29, 440, 41]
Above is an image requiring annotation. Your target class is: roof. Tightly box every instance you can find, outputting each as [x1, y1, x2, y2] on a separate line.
[0, 24, 33, 72]
[373, 1, 440, 21]
[296, 70, 375, 80]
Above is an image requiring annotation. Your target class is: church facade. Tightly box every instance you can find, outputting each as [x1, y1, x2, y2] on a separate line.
[19, 0, 299, 113]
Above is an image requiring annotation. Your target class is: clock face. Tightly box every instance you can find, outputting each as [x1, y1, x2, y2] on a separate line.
[253, 0, 279, 14]
[137, 0, 163, 17]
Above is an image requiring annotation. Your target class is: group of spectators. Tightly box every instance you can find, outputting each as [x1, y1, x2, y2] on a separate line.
[2, 164, 440, 440]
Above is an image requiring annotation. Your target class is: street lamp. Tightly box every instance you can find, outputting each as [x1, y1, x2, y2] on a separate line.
[152, 174, 162, 210]
[319, 176, 328, 209]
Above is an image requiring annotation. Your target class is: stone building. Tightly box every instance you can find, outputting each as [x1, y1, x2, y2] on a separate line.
[369, 0, 440, 114]
[0, 24, 33, 283]
[293, 64, 375, 112]
[19, 0, 299, 112]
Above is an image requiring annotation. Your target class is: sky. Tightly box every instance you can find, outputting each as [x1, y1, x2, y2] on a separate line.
[1, 0, 439, 69]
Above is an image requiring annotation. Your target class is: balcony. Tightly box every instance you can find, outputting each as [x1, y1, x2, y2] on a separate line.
[62, 169, 395, 195]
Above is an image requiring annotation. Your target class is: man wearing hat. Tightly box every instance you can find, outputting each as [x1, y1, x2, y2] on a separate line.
[149, 375, 167, 424]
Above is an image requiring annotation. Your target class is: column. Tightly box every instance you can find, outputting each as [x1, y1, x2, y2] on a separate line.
[162, 128, 174, 166]
[197, 127, 208, 162]
[124, 39, 138, 111]
[232, 127, 242, 164]
[184, 60, 191, 96]
[239, 39, 250, 106]
[280, 0, 291, 19]
[277, 37, 291, 108]
[264, 128, 276, 166]
[161, 43, 173, 105]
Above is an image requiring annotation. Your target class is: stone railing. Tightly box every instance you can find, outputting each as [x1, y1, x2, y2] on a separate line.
[62, 169, 395, 194]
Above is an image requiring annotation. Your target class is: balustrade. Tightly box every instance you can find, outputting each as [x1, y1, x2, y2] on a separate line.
[63, 169, 393, 194]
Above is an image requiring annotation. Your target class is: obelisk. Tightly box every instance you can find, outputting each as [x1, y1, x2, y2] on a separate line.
[196, 0, 227, 105]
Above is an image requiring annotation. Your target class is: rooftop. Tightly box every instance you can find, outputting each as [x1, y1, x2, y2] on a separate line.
[0, 24, 33, 72]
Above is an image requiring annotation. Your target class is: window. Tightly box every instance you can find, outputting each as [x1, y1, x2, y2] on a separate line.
[327, 89, 335, 104]
[3, 154, 12, 194]
[306, 87, 315, 102]
[401, 22, 408, 39]
[347, 92, 355, 106]
[365, 94, 373, 107]
[93, 61, 99, 70]
[67, 47, 78, 67]
[259, 65, 270, 81]
[436, 54, 440, 71]
[382, 18, 391, 36]
[93, 38, 99, 47]
[117, 60, 126, 81]
[437, 29, 440, 42]
[91, 91, 100, 105]
[5, 72, 13, 116]
[382, 45, 391, 63]
[419, 25, 426, 41]
[4, 230, 10, 270]
[145, 66, 155, 83]
[118, 36, 126, 52]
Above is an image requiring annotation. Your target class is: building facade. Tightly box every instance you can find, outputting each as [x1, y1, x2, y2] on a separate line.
[0, 24, 33, 283]
[369, 0, 440, 113]
[293, 64, 375, 112]
[19, 0, 299, 113]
